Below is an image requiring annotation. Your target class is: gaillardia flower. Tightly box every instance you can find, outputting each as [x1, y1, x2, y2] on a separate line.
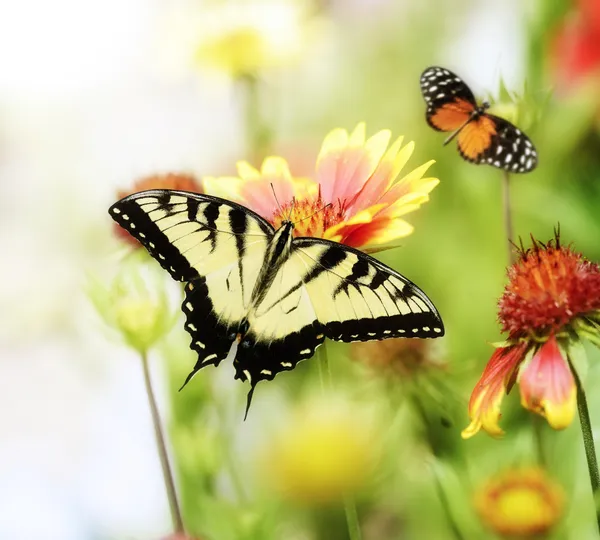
[114, 173, 202, 248]
[475, 467, 564, 537]
[204, 123, 439, 249]
[463, 233, 600, 438]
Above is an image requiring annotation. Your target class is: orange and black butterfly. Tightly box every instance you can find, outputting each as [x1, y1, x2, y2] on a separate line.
[420, 66, 538, 173]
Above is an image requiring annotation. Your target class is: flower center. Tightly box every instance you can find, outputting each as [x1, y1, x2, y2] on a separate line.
[271, 196, 346, 237]
[499, 238, 600, 337]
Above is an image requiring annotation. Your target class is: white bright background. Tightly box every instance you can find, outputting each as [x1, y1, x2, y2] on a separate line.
[0, 0, 523, 538]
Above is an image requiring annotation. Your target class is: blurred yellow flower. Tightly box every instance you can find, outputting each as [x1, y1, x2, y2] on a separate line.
[475, 468, 565, 537]
[88, 258, 176, 353]
[205, 123, 439, 249]
[178, 0, 316, 77]
[258, 396, 378, 504]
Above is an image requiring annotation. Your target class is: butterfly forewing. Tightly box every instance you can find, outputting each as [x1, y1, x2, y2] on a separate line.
[421, 66, 477, 131]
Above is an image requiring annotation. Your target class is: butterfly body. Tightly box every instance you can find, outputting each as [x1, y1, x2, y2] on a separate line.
[109, 190, 444, 411]
[420, 66, 538, 173]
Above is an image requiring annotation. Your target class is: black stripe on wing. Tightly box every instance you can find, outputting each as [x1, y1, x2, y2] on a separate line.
[108, 189, 275, 282]
[179, 279, 240, 388]
[294, 237, 445, 341]
[233, 322, 326, 385]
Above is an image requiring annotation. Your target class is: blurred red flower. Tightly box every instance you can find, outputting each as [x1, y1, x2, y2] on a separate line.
[552, 0, 600, 91]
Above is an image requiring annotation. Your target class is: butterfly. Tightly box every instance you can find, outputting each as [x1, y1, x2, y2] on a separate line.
[109, 190, 445, 416]
[420, 66, 538, 173]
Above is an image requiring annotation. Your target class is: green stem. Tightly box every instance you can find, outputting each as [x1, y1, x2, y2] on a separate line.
[141, 350, 185, 534]
[343, 495, 363, 540]
[410, 394, 465, 540]
[318, 343, 362, 540]
[532, 416, 547, 468]
[502, 170, 515, 264]
[240, 74, 272, 164]
[572, 360, 600, 533]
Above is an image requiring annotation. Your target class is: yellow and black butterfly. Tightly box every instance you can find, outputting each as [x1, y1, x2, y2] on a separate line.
[110, 190, 445, 415]
[420, 66, 538, 173]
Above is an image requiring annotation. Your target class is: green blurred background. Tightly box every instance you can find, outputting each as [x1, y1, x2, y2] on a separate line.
[1, 0, 600, 538]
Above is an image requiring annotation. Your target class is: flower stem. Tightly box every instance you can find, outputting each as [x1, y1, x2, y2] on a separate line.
[318, 343, 362, 540]
[410, 394, 465, 540]
[502, 170, 515, 264]
[141, 350, 184, 533]
[343, 494, 363, 540]
[572, 363, 600, 533]
[240, 74, 272, 164]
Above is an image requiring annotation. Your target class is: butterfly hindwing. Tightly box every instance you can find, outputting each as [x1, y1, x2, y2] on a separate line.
[458, 114, 538, 173]
[421, 66, 477, 131]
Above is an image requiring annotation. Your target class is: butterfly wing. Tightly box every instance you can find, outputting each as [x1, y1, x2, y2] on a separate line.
[109, 190, 274, 380]
[457, 114, 538, 173]
[420, 66, 477, 132]
[233, 237, 444, 386]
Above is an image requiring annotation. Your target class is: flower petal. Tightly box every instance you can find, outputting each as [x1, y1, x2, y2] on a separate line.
[316, 123, 391, 204]
[462, 344, 528, 439]
[518, 336, 576, 430]
[348, 136, 411, 213]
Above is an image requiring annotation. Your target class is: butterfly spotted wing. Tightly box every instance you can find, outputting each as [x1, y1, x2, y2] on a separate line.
[457, 114, 538, 173]
[420, 66, 538, 173]
[110, 190, 444, 408]
[420, 66, 477, 132]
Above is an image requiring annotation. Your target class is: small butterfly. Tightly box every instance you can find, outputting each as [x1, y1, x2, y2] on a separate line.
[420, 66, 538, 173]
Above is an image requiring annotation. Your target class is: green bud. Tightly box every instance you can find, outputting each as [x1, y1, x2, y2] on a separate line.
[87, 256, 176, 353]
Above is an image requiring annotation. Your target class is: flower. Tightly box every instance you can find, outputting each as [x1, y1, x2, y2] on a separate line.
[552, 0, 600, 92]
[463, 233, 600, 438]
[475, 468, 564, 537]
[351, 338, 445, 377]
[258, 396, 377, 504]
[204, 123, 439, 249]
[87, 259, 176, 353]
[181, 0, 315, 78]
[114, 173, 202, 248]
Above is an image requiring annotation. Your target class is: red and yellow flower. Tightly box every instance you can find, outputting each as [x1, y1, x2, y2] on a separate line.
[463, 233, 600, 438]
[204, 123, 439, 249]
[475, 467, 565, 537]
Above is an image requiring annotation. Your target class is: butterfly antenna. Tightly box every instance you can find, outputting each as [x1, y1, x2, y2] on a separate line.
[270, 183, 283, 215]
[244, 384, 257, 421]
[292, 202, 332, 226]
[287, 196, 297, 221]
